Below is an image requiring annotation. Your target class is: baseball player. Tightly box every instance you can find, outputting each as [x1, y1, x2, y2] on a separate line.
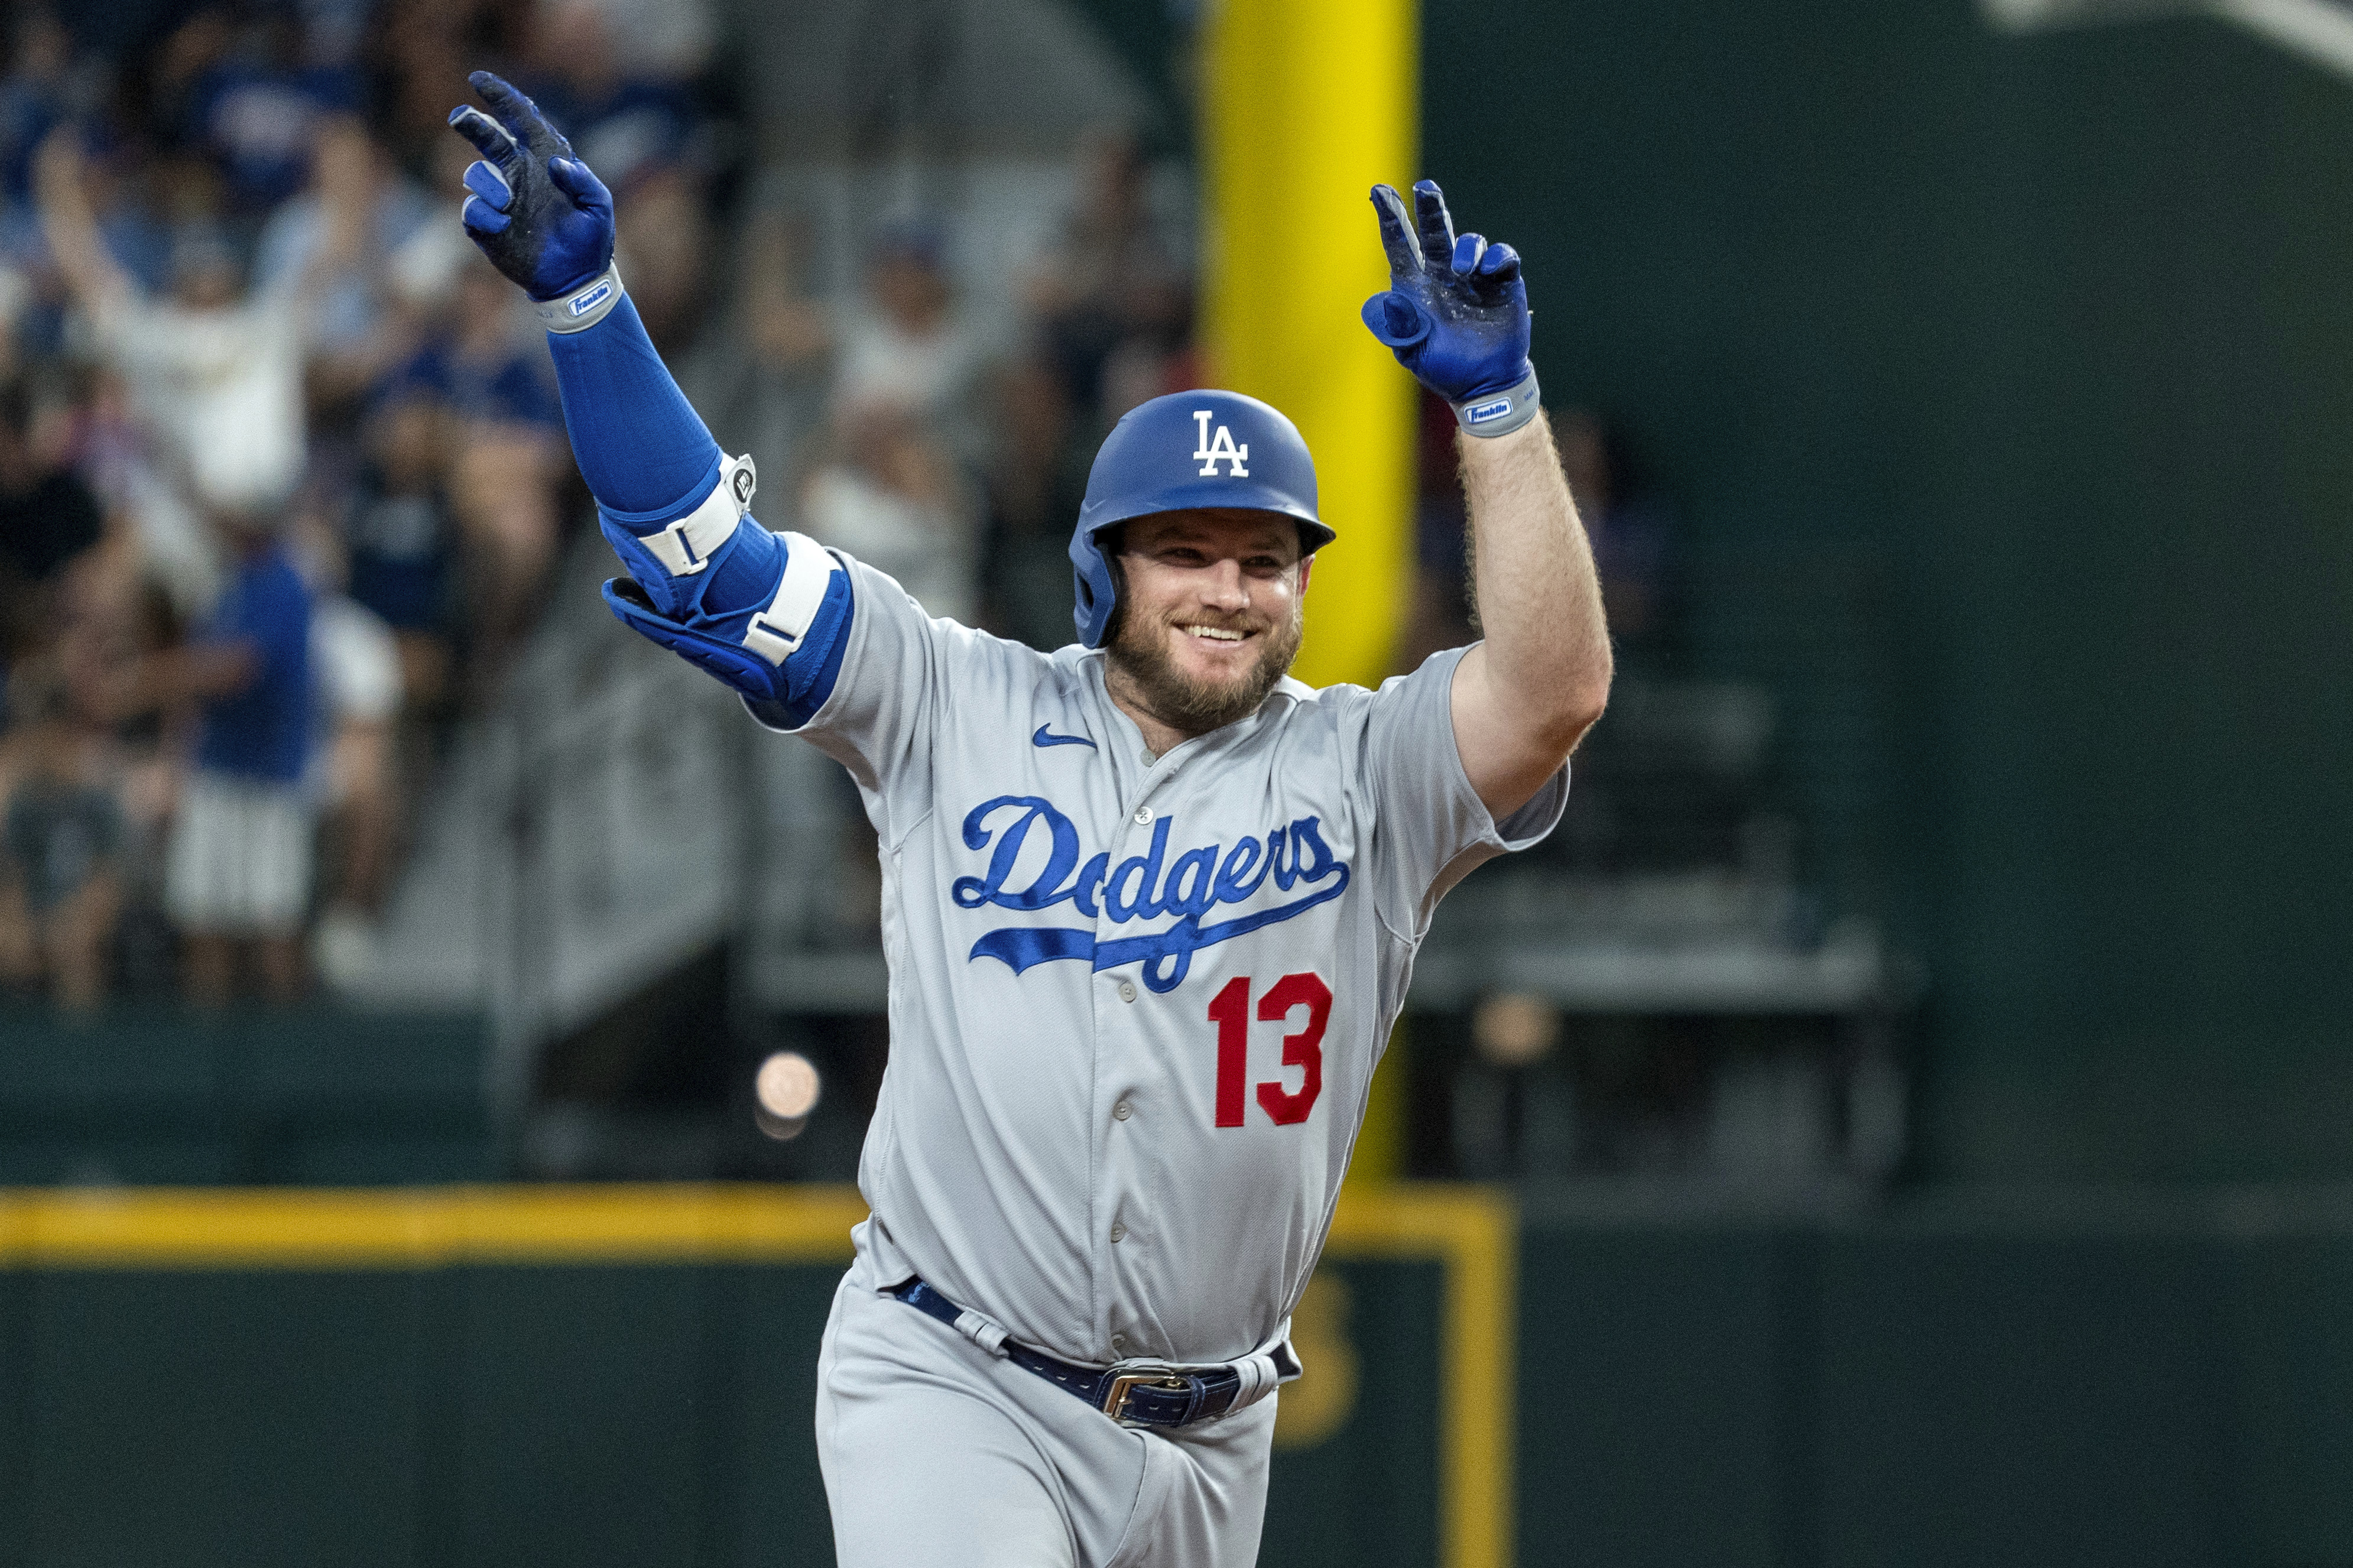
[450, 70, 1610, 1568]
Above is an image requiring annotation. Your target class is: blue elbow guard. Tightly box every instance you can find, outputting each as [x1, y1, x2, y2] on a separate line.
[603, 537, 852, 726]
[599, 452, 770, 624]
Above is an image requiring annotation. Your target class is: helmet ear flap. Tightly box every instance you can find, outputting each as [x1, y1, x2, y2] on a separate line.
[1070, 521, 1121, 648]
[1100, 551, 1128, 646]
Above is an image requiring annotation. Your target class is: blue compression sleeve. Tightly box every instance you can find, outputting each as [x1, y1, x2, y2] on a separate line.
[556, 288, 847, 719]
[546, 294, 720, 515]
[549, 292, 789, 626]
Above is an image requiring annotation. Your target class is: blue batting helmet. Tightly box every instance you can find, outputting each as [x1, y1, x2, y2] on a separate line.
[1070, 389, 1333, 648]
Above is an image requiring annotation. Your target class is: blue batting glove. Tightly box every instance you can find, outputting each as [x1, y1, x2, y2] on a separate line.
[1361, 180, 1541, 437]
[448, 70, 616, 314]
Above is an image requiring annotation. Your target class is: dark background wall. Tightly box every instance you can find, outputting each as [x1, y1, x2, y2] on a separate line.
[1515, 1199, 2353, 1568]
[7, 1212, 2349, 1568]
[1424, 0, 2353, 1180]
[0, 1255, 1442, 1568]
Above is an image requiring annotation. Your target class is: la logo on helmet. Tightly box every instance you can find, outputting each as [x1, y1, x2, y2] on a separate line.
[1192, 410, 1250, 478]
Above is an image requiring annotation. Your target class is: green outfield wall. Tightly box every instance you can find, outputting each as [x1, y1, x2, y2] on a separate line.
[3, 1184, 2349, 1567]
[1423, 0, 2353, 1180]
[0, 1009, 494, 1187]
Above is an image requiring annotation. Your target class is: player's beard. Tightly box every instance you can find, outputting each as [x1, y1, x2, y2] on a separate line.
[1105, 591, 1306, 736]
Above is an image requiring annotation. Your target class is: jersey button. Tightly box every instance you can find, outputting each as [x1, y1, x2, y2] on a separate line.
[1113, 1100, 1132, 1121]
[1111, 1333, 1128, 1351]
[1109, 1223, 1127, 1243]
[1118, 980, 1137, 1003]
[1132, 806, 1154, 825]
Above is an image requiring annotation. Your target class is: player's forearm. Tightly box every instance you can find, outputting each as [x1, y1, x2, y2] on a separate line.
[1458, 412, 1612, 745]
[452, 68, 645, 453]
[547, 293, 802, 628]
[545, 294, 723, 515]
[449, 72, 848, 722]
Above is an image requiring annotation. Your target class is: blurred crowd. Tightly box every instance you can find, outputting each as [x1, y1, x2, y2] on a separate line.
[0, 0, 1212, 1012]
[0, 0, 1688, 1030]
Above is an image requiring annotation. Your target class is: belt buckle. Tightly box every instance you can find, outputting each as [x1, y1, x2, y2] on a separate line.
[1102, 1363, 1190, 1423]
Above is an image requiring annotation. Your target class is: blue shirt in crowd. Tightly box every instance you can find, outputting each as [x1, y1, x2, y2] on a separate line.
[397, 343, 562, 432]
[194, 545, 313, 785]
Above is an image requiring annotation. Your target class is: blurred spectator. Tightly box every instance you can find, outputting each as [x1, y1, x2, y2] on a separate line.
[375, 132, 481, 317]
[69, 362, 222, 615]
[0, 0, 1226, 1029]
[0, 9, 92, 210]
[1023, 124, 1192, 421]
[83, 149, 178, 298]
[0, 666, 121, 1010]
[552, 0, 713, 85]
[51, 557, 182, 997]
[977, 351, 1088, 651]
[0, 376, 103, 657]
[833, 219, 987, 444]
[363, 2, 525, 171]
[525, 0, 702, 189]
[340, 376, 456, 712]
[614, 163, 710, 353]
[673, 202, 832, 533]
[800, 399, 980, 624]
[399, 254, 563, 679]
[1554, 407, 1676, 664]
[113, 512, 315, 1006]
[1401, 401, 1678, 674]
[408, 251, 563, 448]
[252, 125, 433, 411]
[163, 6, 359, 215]
[34, 116, 370, 520]
[739, 209, 832, 374]
[307, 587, 400, 989]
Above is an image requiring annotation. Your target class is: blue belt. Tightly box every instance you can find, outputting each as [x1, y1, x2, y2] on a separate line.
[891, 1277, 1245, 1428]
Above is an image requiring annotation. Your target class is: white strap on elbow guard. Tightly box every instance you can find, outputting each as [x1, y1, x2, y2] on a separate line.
[639, 453, 758, 577]
[742, 531, 842, 665]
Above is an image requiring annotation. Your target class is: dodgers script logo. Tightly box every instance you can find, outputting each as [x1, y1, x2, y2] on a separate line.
[1193, 410, 1250, 478]
[953, 797, 1346, 992]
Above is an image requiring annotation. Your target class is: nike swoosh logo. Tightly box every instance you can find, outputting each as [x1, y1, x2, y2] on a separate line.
[1032, 725, 1096, 750]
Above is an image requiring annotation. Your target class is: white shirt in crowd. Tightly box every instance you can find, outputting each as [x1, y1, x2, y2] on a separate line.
[95, 285, 307, 515]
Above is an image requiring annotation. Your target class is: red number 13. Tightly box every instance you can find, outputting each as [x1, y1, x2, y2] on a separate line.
[1206, 972, 1332, 1127]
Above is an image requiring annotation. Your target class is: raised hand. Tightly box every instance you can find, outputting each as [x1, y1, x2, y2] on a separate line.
[447, 70, 613, 304]
[1361, 180, 1539, 435]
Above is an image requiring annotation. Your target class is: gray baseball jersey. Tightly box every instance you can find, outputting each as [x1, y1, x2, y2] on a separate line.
[767, 550, 1567, 1371]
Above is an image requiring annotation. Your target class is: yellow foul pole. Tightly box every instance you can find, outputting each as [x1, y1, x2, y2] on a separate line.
[1202, 0, 1418, 690]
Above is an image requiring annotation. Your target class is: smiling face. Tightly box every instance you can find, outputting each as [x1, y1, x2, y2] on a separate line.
[1102, 508, 1311, 739]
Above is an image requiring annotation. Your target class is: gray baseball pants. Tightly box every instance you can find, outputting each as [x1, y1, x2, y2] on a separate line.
[815, 1262, 1278, 1567]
